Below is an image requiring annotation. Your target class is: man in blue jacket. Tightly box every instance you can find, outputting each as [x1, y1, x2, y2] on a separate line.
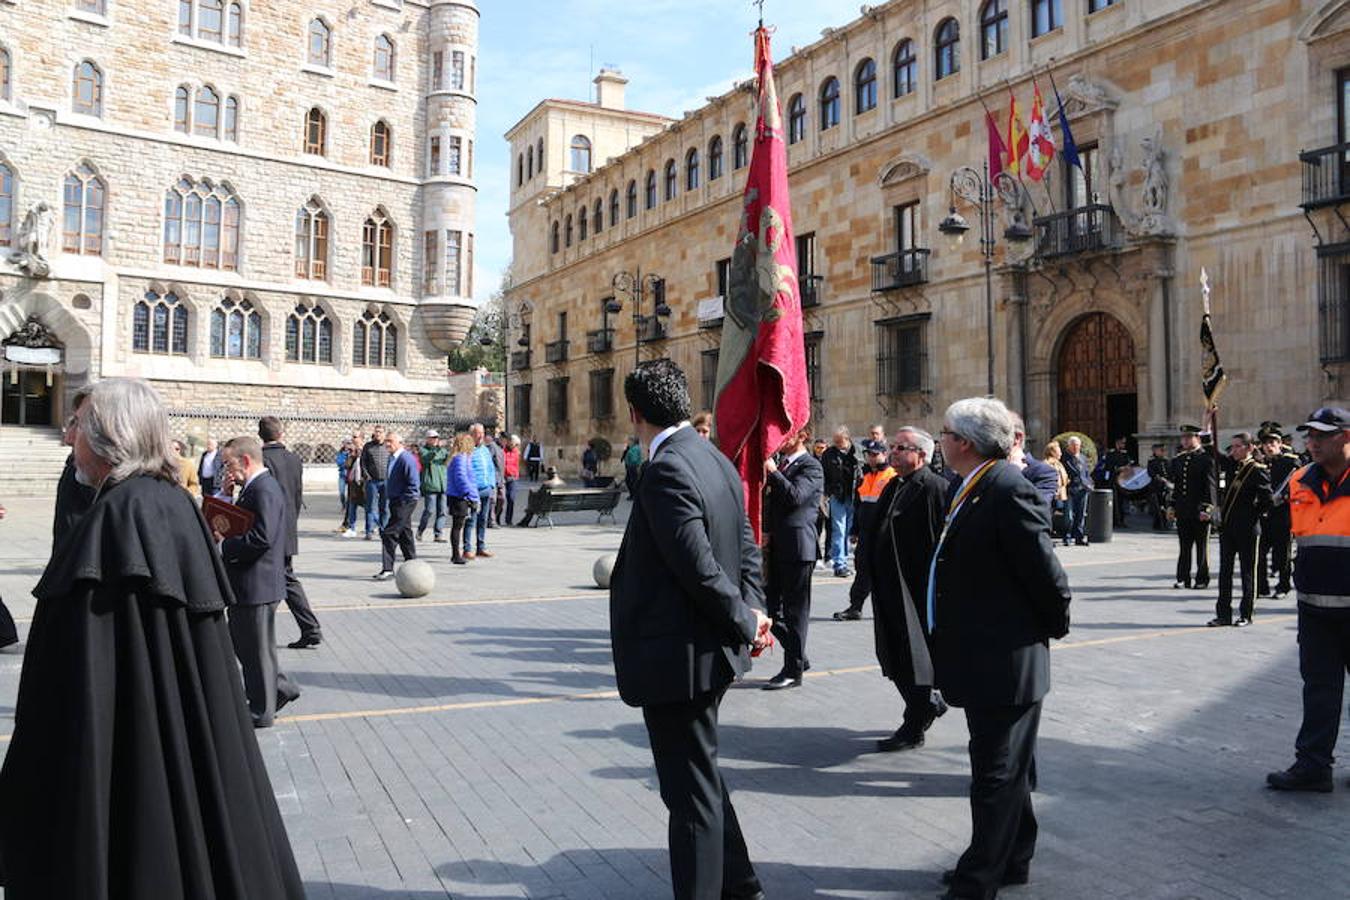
[375, 431, 420, 580]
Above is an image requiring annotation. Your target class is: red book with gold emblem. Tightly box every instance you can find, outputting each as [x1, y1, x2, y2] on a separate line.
[202, 495, 254, 540]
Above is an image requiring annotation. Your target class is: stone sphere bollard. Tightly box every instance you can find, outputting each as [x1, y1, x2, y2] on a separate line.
[395, 559, 436, 598]
[593, 554, 617, 589]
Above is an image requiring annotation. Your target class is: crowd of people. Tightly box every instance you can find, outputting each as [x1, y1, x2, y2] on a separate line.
[0, 369, 1344, 899]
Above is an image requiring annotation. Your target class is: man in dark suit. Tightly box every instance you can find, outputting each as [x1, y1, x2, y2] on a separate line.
[1211, 432, 1271, 627]
[865, 427, 949, 751]
[1061, 436, 1093, 546]
[259, 417, 323, 650]
[1257, 428, 1300, 598]
[1010, 413, 1059, 509]
[216, 436, 301, 729]
[1146, 443, 1173, 531]
[375, 431, 420, 580]
[931, 398, 1071, 900]
[762, 426, 824, 690]
[609, 359, 771, 900]
[1169, 424, 1218, 589]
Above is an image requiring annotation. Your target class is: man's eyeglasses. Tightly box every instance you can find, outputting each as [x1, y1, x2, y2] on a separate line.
[892, 444, 920, 453]
[939, 429, 961, 439]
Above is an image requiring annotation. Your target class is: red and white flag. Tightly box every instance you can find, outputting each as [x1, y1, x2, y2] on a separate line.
[713, 25, 810, 539]
[1025, 83, 1055, 182]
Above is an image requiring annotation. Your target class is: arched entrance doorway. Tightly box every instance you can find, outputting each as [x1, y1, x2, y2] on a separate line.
[1056, 312, 1137, 448]
[1, 317, 65, 426]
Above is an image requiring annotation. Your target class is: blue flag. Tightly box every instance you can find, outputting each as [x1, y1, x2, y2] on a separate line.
[1052, 80, 1082, 174]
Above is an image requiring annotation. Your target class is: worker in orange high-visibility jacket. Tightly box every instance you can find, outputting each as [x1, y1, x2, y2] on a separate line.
[833, 439, 897, 621]
[1267, 406, 1350, 794]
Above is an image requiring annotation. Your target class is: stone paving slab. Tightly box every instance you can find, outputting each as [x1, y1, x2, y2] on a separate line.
[1, 494, 1347, 899]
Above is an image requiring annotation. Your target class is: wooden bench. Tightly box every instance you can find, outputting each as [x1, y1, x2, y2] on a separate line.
[522, 486, 623, 527]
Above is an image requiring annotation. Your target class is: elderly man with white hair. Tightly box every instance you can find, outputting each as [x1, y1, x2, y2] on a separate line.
[931, 397, 1071, 900]
[0, 378, 304, 898]
[1061, 435, 1093, 546]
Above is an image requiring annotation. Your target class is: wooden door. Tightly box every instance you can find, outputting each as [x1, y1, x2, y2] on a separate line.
[1056, 312, 1136, 444]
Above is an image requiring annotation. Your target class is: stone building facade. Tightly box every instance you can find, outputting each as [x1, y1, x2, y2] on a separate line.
[0, 0, 480, 455]
[504, 0, 1350, 469]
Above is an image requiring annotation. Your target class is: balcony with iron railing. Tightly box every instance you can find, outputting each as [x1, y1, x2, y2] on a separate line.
[544, 339, 570, 363]
[638, 317, 668, 343]
[510, 349, 532, 371]
[799, 274, 824, 308]
[870, 249, 931, 291]
[586, 328, 614, 353]
[1300, 143, 1350, 210]
[698, 296, 724, 329]
[1033, 204, 1123, 259]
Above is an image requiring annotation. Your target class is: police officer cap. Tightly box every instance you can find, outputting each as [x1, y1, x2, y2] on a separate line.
[1296, 407, 1350, 433]
[1179, 424, 1202, 434]
[861, 438, 889, 455]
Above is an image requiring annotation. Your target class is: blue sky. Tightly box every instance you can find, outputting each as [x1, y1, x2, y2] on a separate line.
[472, 0, 864, 303]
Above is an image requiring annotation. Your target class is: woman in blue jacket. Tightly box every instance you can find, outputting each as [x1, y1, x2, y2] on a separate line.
[447, 432, 479, 564]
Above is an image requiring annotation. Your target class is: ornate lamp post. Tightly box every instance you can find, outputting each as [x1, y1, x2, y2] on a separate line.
[938, 162, 1033, 395]
[609, 268, 671, 370]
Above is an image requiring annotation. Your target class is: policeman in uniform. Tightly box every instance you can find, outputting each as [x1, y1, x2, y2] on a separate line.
[1169, 425, 1218, 589]
[1257, 426, 1301, 599]
[1266, 407, 1350, 793]
[1210, 432, 1271, 627]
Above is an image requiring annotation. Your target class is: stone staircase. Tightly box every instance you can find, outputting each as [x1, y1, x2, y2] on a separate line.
[0, 426, 68, 497]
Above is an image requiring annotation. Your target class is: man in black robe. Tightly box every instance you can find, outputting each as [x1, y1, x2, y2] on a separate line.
[0, 377, 304, 899]
[51, 387, 97, 548]
[864, 427, 949, 751]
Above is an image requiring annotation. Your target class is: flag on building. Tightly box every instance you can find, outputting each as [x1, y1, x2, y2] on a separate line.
[1025, 83, 1055, 181]
[1199, 267, 1227, 406]
[986, 110, 1008, 180]
[1007, 89, 1030, 176]
[1049, 73, 1083, 174]
[714, 24, 811, 539]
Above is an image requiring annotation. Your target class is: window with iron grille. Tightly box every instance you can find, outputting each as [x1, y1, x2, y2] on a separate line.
[875, 316, 928, 395]
[1318, 246, 1350, 363]
[547, 377, 569, 425]
[590, 369, 615, 419]
[513, 384, 532, 428]
[805, 331, 823, 419]
[716, 258, 731, 299]
[700, 349, 719, 410]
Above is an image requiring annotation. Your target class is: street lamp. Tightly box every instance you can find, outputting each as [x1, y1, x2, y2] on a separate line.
[610, 268, 671, 371]
[479, 301, 524, 433]
[938, 162, 1033, 395]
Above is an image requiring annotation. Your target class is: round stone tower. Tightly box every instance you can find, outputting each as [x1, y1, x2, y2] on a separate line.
[419, 0, 479, 351]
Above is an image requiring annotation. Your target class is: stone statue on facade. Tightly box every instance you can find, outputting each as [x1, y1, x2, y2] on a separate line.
[1, 316, 61, 349]
[1107, 129, 1176, 238]
[9, 201, 55, 278]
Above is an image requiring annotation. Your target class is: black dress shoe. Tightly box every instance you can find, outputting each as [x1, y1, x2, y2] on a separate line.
[276, 689, 300, 713]
[1193, 581, 1210, 589]
[762, 672, 802, 691]
[722, 888, 766, 900]
[1266, 766, 1333, 792]
[940, 867, 1029, 887]
[1206, 617, 1232, 627]
[832, 607, 862, 621]
[876, 730, 924, 752]
[287, 635, 322, 649]
[1234, 617, 1252, 627]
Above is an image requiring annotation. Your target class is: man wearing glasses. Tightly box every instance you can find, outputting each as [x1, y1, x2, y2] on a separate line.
[1267, 407, 1350, 793]
[862, 427, 949, 751]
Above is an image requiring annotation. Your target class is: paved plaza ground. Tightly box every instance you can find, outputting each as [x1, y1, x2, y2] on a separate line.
[1, 489, 1348, 899]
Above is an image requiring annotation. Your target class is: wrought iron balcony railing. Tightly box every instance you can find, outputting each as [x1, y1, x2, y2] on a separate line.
[870, 249, 931, 291]
[638, 317, 668, 343]
[510, 349, 531, 371]
[1033, 204, 1123, 260]
[1300, 142, 1350, 210]
[544, 339, 570, 363]
[586, 328, 614, 353]
[799, 274, 824, 308]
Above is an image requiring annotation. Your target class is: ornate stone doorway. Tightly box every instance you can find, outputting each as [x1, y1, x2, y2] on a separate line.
[1056, 311, 1137, 447]
[1, 316, 65, 427]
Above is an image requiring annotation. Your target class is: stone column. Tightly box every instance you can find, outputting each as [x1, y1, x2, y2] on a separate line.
[1138, 238, 1179, 443]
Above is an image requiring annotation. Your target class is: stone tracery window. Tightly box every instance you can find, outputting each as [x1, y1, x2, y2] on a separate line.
[63, 163, 105, 256]
[133, 290, 189, 355]
[353, 309, 397, 369]
[210, 294, 262, 359]
[163, 178, 240, 270]
[286, 302, 332, 364]
[294, 198, 330, 280]
[361, 209, 394, 287]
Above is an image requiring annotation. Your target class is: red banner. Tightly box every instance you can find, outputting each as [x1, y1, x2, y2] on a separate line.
[713, 26, 810, 539]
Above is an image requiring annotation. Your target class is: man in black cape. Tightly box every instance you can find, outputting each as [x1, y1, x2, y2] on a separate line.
[864, 426, 949, 751]
[0, 378, 304, 899]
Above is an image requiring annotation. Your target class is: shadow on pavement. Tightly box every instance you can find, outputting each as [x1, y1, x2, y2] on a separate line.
[437, 848, 937, 900]
[307, 883, 457, 899]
